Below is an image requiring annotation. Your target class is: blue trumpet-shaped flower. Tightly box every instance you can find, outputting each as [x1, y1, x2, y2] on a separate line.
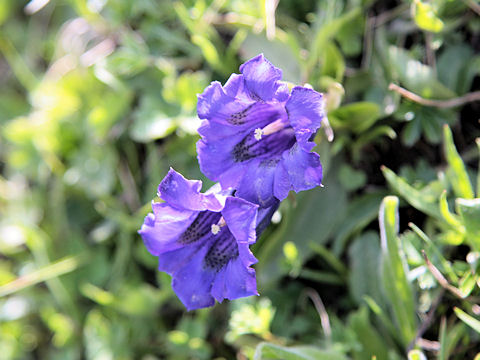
[197, 54, 324, 207]
[139, 168, 270, 311]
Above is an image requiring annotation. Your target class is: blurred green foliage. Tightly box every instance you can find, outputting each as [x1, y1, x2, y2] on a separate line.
[0, 0, 479, 359]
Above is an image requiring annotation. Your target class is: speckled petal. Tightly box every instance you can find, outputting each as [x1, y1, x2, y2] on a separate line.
[240, 54, 283, 101]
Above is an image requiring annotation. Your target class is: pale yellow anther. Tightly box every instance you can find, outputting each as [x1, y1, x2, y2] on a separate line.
[211, 224, 221, 235]
[260, 119, 285, 137]
[254, 128, 263, 140]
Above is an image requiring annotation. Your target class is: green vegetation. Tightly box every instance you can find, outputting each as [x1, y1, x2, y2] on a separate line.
[1, 0, 479, 358]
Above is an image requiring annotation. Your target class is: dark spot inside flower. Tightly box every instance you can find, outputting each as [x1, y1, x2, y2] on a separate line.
[203, 229, 239, 271]
[228, 104, 255, 125]
[232, 128, 296, 162]
[180, 211, 222, 244]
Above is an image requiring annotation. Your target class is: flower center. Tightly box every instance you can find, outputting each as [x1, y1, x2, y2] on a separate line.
[232, 127, 296, 162]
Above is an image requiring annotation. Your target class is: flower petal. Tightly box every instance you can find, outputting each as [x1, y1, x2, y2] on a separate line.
[286, 86, 324, 151]
[169, 244, 217, 310]
[235, 159, 280, 207]
[274, 143, 323, 199]
[240, 54, 283, 101]
[158, 168, 223, 211]
[222, 197, 258, 244]
[139, 203, 197, 255]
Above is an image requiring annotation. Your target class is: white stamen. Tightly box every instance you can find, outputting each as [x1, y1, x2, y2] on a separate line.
[254, 128, 263, 140]
[260, 119, 286, 137]
[211, 224, 221, 235]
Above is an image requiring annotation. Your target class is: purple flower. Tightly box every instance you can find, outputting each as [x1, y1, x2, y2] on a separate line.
[139, 168, 262, 311]
[197, 54, 324, 207]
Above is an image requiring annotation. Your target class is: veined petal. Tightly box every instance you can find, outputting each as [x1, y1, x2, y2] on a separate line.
[198, 81, 282, 128]
[222, 197, 258, 244]
[158, 168, 224, 211]
[139, 203, 197, 255]
[235, 159, 280, 207]
[169, 244, 217, 310]
[211, 255, 258, 302]
[239, 54, 283, 101]
[274, 143, 323, 200]
[286, 86, 325, 151]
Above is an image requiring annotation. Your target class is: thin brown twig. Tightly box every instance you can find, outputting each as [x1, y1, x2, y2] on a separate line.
[422, 250, 465, 299]
[389, 83, 480, 108]
[464, 0, 480, 16]
[300, 288, 331, 340]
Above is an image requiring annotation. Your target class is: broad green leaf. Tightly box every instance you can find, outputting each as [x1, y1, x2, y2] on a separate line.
[379, 196, 417, 346]
[454, 307, 480, 334]
[338, 164, 366, 191]
[328, 102, 381, 133]
[254, 342, 347, 360]
[389, 46, 456, 99]
[130, 95, 177, 142]
[456, 198, 480, 250]
[308, 8, 361, 73]
[437, 45, 473, 94]
[348, 232, 384, 306]
[382, 166, 442, 219]
[412, 0, 444, 33]
[321, 42, 345, 81]
[333, 193, 384, 256]
[255, 163, 347, 286]
[241, 33, 302, 84]
[348, 307, 390, 360]
[443, 125, 474, 199]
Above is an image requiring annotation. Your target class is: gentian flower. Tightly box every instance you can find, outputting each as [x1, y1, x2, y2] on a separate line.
[139, 168, 277, 311]
[197, 54, 324, 207]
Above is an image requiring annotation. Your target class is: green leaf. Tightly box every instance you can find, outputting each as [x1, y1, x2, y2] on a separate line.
[328, 102, 382, 133]
[412, 0, 444, 33]
[379, 196, 417, 346]
[332, 193, 384, 256]
[255, 163, 347, 286]
[348, 232, 384, 306]
[443, 125, 474, 199]
[456, 198, 480, 250]
[241, 33, 302, 84]
[389, 46, 456, 99]
[382, 166, 442, 219]
[348, 307, 391, 360]
[338, 164, 366, 191]
[254, 342, 347, 360]
[454, 307, 480, 334]
[130, 95, 177, 143]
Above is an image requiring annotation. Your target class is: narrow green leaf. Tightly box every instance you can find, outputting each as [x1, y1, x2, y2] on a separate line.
[443, 125, 474, 199]
[382, 166, 442, 219]
[439, 317, 447, 360]
[456, 198, 480, 250]
[348, 307, 390, 360]
[0, 254, 88, 297]
[379, 196, 417, 346]
[439, 190, 464, 231]
[454, 307, 480, 333]
[254, 342, 347, 360]
[476, 138, 480, 197]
